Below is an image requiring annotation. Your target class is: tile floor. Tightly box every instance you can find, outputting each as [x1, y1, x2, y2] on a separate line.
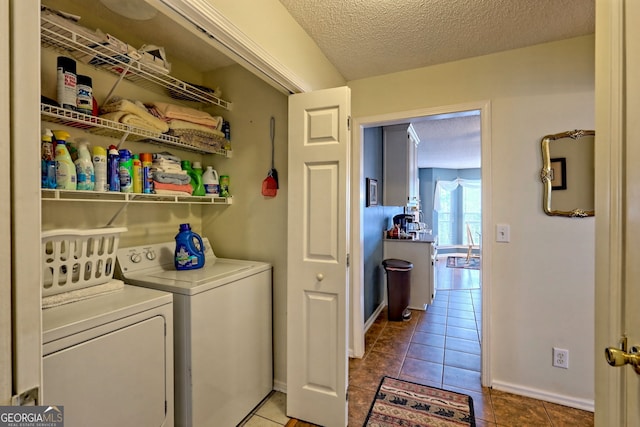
[242, 257, 594, 426]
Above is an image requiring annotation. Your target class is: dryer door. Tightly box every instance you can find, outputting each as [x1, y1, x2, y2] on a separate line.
[43, 316, 168, 427]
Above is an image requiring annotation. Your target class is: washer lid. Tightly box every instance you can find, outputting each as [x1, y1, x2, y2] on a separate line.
[123, 258, 272, 295]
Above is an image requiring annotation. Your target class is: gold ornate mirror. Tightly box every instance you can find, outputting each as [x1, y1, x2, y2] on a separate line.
[540, 130, 595, 217]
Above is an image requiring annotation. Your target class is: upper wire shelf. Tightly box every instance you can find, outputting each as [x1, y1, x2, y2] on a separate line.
[40, 13, 232, 110]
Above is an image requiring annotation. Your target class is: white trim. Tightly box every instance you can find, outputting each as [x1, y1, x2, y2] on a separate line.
[350, 100, 492, 385]
[273, 379, 287, 394]
[153, 0, 311, 94]
[491, 380, 594, 412]
[364, 304, 386, 333]
[594, 0, 625, 425]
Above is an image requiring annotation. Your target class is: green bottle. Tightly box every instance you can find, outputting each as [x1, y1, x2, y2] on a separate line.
[181, 160, 205, 196]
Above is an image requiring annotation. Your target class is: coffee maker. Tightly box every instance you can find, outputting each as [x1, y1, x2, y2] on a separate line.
[392, 214, 414, 234]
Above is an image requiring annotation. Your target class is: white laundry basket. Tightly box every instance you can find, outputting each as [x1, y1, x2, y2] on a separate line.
[41, 227, 127, 297]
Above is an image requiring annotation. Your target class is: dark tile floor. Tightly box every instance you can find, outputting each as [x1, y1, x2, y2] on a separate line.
[346, 257, 594, 426]
[244, 257, 594, 426]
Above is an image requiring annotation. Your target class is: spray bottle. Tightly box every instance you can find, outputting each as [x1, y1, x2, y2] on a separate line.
[41, 129, 56, 189]
[75, 139, 95, 191]
[52, 130, 76, 190]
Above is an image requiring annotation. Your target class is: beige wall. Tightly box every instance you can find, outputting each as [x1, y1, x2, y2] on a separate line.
[202, 64, 289, 389]
[348, 35, 595, 406]
[209, 0, 346, 91]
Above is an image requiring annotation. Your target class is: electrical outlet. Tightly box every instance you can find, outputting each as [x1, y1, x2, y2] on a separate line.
[553, 347, 569, 369]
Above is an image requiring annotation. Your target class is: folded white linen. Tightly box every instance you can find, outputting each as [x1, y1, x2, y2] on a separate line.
[151, 101, 222, 128]
[101, 98, 169, 132]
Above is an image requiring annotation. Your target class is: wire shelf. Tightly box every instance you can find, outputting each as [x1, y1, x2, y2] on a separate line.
[41, 14, 231, 109]
[41, 189, 233, 205]
[41, 104, 231, 156]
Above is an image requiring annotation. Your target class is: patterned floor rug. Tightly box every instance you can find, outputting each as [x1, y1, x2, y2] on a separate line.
[364, 376, 475, 426]
[446, 256, 480, 270]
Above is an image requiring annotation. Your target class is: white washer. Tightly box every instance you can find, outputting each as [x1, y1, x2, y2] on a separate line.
[42, 284, 174, 427]
[116, 238, 273, 427]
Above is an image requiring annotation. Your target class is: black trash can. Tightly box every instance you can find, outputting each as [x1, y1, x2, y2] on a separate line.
[382, 259, 413, 321]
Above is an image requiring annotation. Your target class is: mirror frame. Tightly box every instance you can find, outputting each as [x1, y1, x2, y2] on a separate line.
[540, 129, 595, 218]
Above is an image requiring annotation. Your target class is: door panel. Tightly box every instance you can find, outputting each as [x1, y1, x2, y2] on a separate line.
[10, 0, 42, 405]
[287, 86, 350, 427]
[595, 0, 640, 424]
[0, 0, 11, 405]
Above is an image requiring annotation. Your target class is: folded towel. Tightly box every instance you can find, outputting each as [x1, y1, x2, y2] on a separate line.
[152, 151, 182, 163]
[168, 128, 224, 151]
[153, 171, 191, 185]
[42, 279, 125, 309]
[101, 98, 169, 133]
[168, 119, 225, 136]
[151, 101, 222, 128]
[101, 111, 169, 133]
[154, 181, 193, 195]
[154, 189, 192, 197]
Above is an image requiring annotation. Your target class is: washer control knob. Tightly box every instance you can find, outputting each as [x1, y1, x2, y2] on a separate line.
[130, 253, 142, 263]
[145, 250, 156, 260]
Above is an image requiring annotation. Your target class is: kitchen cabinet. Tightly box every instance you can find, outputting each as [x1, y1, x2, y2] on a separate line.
[40, 6, 232, 205]
[383, 123, 420, 206]
[383, 239, 436, 309]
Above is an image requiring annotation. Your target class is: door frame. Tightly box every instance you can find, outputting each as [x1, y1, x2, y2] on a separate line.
[594, 0, 625, 424]
[350, 101, 493, 386]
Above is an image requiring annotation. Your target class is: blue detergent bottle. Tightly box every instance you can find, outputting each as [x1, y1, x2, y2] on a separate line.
[174, 223, 205, 270]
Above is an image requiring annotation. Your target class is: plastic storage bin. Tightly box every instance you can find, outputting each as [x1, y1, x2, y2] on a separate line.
[41, 227, 127, 297]
[382, 258, 413, 321]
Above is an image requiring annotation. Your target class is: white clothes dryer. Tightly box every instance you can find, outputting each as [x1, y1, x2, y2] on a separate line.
[116, 238, 273, 427]
[42, 285, 174, 427]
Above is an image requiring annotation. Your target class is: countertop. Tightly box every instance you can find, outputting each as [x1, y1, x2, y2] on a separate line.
[384, 236, 435, 244]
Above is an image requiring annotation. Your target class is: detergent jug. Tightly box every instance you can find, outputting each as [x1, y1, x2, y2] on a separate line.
[174, 223, 205, 270]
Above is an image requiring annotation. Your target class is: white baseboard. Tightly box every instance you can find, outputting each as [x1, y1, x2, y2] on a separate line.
[364, 303, 386, 333]
[273, 379, 287, 394]
[491, 380, 594, 412]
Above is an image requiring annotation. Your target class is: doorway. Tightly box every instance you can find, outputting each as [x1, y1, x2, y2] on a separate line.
[350, 100, 492, 387]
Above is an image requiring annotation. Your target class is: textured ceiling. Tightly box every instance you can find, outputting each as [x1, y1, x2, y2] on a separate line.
[279, 0, 594, 169]
[279, 0, 595, 81]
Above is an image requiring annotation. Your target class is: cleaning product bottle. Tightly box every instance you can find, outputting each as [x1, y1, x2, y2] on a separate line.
[202, 166, 219, 196]
[180, 160, 196, 196]
[174, 223, 205, 270]
[118, 149, 133, 193]
[41, 129, 56, 189]
[74, 139, 95, 191]
[140, 153, 153, 194]
[92, 145, 108, 192]
[107, 145, 120, 192]
[191, 161, 206, 196]
[132, 154, 142, 193]
[52, 130, 77, 190]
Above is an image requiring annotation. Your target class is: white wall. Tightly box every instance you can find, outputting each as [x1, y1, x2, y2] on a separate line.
[348, 35, 595, 407]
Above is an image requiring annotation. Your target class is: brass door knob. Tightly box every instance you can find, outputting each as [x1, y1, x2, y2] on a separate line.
[605, 346, 640, 374]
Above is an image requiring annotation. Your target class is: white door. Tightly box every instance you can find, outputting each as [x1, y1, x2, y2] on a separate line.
[287, 86, 351, 427]
[0, 0, 11, 405]
[3, 0, 42, 406]
[595, 0, 640, 424]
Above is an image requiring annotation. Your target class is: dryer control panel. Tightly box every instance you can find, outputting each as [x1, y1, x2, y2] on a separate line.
[116, 238, 215, 275]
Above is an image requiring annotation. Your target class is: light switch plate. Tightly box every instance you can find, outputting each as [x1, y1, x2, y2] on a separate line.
[496, 224, 510, 242]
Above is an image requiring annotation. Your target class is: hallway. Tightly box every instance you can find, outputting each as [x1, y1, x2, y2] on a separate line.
[345, 257, 594, 426]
